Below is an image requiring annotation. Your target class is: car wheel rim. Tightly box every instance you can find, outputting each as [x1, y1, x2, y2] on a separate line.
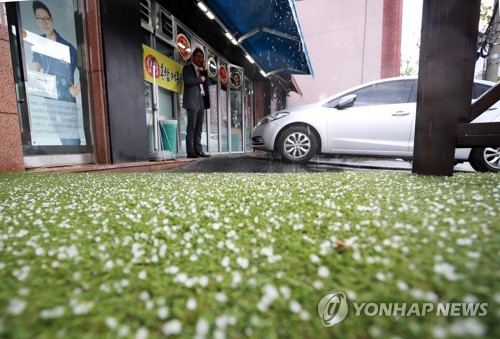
[484, 147, 500, 169]
[284, 132, 311, 159]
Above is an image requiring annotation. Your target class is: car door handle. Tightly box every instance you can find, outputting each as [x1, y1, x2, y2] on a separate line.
[392, 111, 410, 116]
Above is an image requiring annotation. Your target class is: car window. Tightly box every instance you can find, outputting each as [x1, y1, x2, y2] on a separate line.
[351, 80, 415, 106]
[325, 80, 416, 108]
[473, 83, 490, 99]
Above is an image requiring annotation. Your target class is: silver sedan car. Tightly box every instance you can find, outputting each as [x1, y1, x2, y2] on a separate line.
[251, 77, 500, 172]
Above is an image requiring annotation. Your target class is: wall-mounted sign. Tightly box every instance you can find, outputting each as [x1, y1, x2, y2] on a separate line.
[177, 33, 191, 61]
[219, 65, 227, 85]
[231, 69, 242, 89]
[143, 44, 183, 93]
[207, 56, 217, 79]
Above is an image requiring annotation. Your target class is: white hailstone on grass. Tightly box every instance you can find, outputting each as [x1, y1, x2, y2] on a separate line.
[157, 306, 169, 320]
[215, 315, 236, 329]
[70, 299, 93, 315]
[231, 271, 242, 287]
[39, 306, 65, 319]
[187, 298, 197, 310]
[449, 318, 487, 337]
[139, 291, 150, 301]
[346, 290, 357, 300]
[98, 283, 111, 294]
[300, 310, 311, 321]
[164, 266, 179, 274]
[289, 300, 302, 313]
[13, 266, 30, 281]
[221, 256, 230, 268]
[195, 318, 210, 338]
[433, 262, 460, 281]
[214, 329, 225, 339]
[105, 316, 118, 329]
[118, 325, 130, 337]
[0, 262, 5, 270]
[463, 294, 478, 303]
[18, 288, 29, 296]
[313, 280, 324, 290]
[156, 297, 166, 306]
[215, 292, 228, 303]
[432, 325, 448, 338]
[198, 275, 209, 287]
[410, 288, 427, 300]
[279, 286, 291, 300]
[309, 254, 321, 264]
[103, 260, 114, 270]
[456, 238, 473, 246]
[135, 327, 149, 339]
[318, 266, 330, 278]
[260, 246, 273, 257]
[132, 243, 145, 258]
[8, 298, 27, 315]
[159, 244, 167, 258]
[162, 319, 182, 336]
[138, 270, 147, 280]
[257, 284, 280, 312]
[236, 257, 249, 269]
[396, 280, 409, 291]
[375, 272, 386, 281]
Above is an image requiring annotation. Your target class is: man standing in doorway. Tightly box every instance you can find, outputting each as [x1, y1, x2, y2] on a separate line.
[182, 48, 210, 158]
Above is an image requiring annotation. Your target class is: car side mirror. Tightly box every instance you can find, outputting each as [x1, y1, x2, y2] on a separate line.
[336, 94, 356, 109]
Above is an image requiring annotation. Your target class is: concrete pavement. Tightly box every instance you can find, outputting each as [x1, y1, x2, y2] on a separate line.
[166, 153, 475, 173]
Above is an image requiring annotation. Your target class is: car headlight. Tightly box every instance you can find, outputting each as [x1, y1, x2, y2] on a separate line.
[256, 112, 290, 127]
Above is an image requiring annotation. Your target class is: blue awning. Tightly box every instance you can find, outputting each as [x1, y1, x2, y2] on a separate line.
[202, 0, 314, 77]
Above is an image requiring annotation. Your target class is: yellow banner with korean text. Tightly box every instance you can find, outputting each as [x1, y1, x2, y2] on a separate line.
[143, 44, 183, 93]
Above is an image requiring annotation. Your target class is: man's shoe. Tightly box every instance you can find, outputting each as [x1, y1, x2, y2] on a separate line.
[187, 153, 199, 158]
[196, 152, 210, 158]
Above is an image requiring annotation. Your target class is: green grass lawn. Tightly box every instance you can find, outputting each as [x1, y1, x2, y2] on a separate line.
[0, 171, 499, 338]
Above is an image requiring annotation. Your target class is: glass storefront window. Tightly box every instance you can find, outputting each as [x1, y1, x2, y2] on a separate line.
[16, 0, 92, 155]
[229, 65, 243, 152]
[219, 60, 228, 152]
[176, 25, 192, 154]
[207, 50, 219, 153]
[244, 78, 253, 152]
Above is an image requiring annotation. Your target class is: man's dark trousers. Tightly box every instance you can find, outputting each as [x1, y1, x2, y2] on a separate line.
[186, 99, 205, 154]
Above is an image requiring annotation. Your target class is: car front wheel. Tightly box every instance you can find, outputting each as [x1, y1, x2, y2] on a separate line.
[277, 125, 317, 164]
[468, 147, 500, 172]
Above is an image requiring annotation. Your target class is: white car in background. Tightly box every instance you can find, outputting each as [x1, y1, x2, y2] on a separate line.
[251, 77, 500, 172]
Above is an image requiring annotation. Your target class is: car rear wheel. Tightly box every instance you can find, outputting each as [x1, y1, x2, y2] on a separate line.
[277, 125, 317, 164]
[468, 147, 500, 172]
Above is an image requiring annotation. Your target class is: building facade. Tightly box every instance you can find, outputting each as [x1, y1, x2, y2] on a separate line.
[289, 0, 402, 107]
[1, 0, 303, 172]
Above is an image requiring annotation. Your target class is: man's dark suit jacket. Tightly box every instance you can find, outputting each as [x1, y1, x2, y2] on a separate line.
[182, 64, 210, 110]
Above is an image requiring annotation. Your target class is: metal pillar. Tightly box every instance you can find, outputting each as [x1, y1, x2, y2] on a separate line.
[412, 0, 481, 176]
